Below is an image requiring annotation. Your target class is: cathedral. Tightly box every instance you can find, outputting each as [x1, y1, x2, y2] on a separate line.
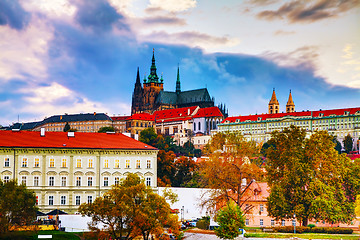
[131, 51, 224, 115]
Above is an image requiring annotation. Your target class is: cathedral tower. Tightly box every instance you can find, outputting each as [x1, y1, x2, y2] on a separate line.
[131, 67, 143, 114]
[268, 88, 279, 114]
[176, 66, 181, 94]
[286, 90, 295, 113]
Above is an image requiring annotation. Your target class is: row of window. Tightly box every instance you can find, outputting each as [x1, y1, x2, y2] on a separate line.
[245, 219, 296, 226]
[4, 176, 152, 187]
[46, 195, 93, 206]
[3, 157, 152, 169]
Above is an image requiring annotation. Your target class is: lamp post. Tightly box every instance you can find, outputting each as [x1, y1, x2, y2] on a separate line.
[293, 214, 296, 234]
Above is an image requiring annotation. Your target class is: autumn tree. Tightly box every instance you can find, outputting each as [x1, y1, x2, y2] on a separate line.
[215, 202, 245, 240]
[356, 195, 360, 217]
[157, 150, 176, 186]
[200, 132, 264, 216]
[172, 156, 198, 187]
[343, 134, 353, 153]
[79, 173, 178, 240]
[0, 180, 38, 233]
[266, 126, 358, 226]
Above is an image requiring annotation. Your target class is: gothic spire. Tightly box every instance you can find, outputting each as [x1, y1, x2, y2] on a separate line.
[135, 67, 141, 85]
[176, 65, 181, 94]
[147, 49, 159, 83]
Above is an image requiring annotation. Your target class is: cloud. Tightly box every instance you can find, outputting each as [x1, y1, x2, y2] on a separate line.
[74, 0, 127, 32]
[274, 30, 295, 35]
[21, 0, 76, 20]
[142, 15, 186, 26]
[141, 31, 240, 50]
[256, 0, 360, 23]
[0, 0, 30, 29]
[147, 0, 197, 12]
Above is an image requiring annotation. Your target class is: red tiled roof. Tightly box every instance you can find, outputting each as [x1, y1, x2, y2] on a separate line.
[154, 106, 198, 121]
[127, 113, 155, 121]
[0, 131, 157, 150]
[246, 182, 269, 201]
[111, 116, 130, 121]
[222, 107, 360, 124]
[193, 106, 223, 118]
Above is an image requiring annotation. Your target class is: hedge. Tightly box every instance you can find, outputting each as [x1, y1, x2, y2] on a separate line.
[271, 226, 353, 234]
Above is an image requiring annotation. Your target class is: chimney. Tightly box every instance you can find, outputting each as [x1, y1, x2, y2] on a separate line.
[40, 128, 45, 137]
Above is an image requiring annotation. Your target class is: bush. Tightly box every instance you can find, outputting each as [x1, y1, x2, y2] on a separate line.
[273, 226, 353, 234]
[307, 224, 315, 228]
[196, 218, 210, 230]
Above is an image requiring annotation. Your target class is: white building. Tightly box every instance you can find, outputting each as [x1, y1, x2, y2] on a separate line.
[0, 130, 158, 214]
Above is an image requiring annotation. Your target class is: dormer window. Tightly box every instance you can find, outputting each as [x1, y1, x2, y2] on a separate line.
[344, 111, 350, 116]
[257, 117, 262, 121]
[319, 113, 324, 117]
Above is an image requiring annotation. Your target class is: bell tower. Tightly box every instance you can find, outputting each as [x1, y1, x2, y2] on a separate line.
[286, 90, 295, 113]
[268, 88, 279, 114]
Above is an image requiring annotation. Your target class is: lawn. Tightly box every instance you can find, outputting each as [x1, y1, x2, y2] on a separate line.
[0, 230, 81, 240]
[245, 232, 360, 239]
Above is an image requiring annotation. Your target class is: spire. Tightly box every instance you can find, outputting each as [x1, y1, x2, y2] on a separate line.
[268, 88, 280, 114]
[176, 65, 181, 94]
[147, 49, 159, 83]
[135, 67, 141, 85]
[286, 89, 295, 113]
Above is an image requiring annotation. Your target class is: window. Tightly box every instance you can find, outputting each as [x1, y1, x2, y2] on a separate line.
[21, 176, 27, 185]
[136, 159, 141, 169]
[88, 158, 93, 168]
[49, 158, 55, 168]
[281, 220, 285, 226]
[260, 204, 264, 212]
[3, 176, 10, 183]
[34, 158, 40, 167]
[125, 160, 130, 169]
[75, 196, 81, 205]
[87, 196, 93, 204]
[245, 219, 249, 226]
[49, 196, 54, 206]
[34, 176, 39, 186]
[4, 158, 10, 167]
[115, 159, 120, 168]
[22, 158, 27, 167]
[114, 177, 120, 185]
[146, 177, 151, 186]
[146, 160, 151, 169]
[271, 220, 275, 226]
[61, 196, 66, 205]
[49, 176, 54, 186]
[76, 177, 81, 186]
[88, 177, 93, 186]
[76, 159, 82, 168]
[260, 219, 263, 226]
[104, 159, 109, 168]
[104, 177, 109, 187]
[61, 158, 67, 167]
[61, 176, 67, 186]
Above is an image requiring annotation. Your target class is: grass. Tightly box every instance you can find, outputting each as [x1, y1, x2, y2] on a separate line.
[0, 230, 81, 240]
[244, 232, 360, 239]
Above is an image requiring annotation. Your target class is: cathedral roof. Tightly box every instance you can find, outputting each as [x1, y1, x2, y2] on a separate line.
[177, 88, 212, 105]
[0, 130, 156, 150]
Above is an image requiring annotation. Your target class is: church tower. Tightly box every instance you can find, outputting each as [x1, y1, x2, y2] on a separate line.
[142, 49, 164, 113]
[268, 88, 279, 114]
[176, 66, 181, 94]
[286, 90, 295, 113]
[131, 67, 144, 114]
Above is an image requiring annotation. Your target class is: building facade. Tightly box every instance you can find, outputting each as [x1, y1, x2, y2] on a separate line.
[0, 130, 158, 214]
[131, 51, 218, 115]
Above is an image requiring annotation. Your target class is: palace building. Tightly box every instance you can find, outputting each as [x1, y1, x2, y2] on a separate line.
[131, 51, 220, 115]
[0, 130, 157, 214]
[218, 90, 360, 150]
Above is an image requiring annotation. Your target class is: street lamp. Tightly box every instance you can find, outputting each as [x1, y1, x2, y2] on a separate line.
[293, 214, 296, 234]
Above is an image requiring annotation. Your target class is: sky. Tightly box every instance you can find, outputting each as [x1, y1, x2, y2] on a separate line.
[0, 0, 359, 126]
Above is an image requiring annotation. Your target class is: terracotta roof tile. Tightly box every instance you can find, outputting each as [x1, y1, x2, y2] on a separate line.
[193, 106, 223, 118]
[0, 131, 157, 150]
[127, 113, 155, 121]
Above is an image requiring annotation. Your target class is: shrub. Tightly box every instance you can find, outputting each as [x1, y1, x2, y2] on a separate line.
[307, 224, 315, 228]
[196, 219, 210, 230]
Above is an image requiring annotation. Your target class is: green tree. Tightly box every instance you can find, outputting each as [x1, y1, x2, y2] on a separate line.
[343, 134, 353, 153]
[79, 173, 178, 240]
[98, 126, 115, 133]
[173, 156, 198, 187]
[266, 126, 357, 226]
[332, 136, 342, 154]
[0, 180, 38, 233]
[200, 132, 264, 216]
[63, 122, 70, 132]
[214, 202, 245, 240]
[139, 127, 157, 146]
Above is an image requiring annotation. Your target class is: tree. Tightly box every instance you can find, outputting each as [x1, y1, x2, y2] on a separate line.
[266, 126, 357, 226]
[157, 150, 176, 186]
[200, 132, 264, 216]
[139, 127, 157, 146]
[98, 126, 115, 133]
[0, 180, 38, 233]
[173, 156, 198, 187]
[343, 134, 353, 153]
[79, 173, 178, 240]
[63, 122, 70, 132]
[332, 136, 342, 154]
[356, 195, 360, 217]
[214, 202, 245, 240]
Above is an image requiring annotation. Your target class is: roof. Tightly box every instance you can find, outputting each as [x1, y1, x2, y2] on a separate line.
[156, 91, 177, 105]
[0, 130, 157, 150]
[246, 182, 270, 201]
[222, 107, 360, 124]
[193, 106, 223, 118]
[111, 116, 130, 121]
[155, 88, 214, 106]
[127, 113, 155, 121]
[43, 113, 111, 123]
[154, 106, 198, 123]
